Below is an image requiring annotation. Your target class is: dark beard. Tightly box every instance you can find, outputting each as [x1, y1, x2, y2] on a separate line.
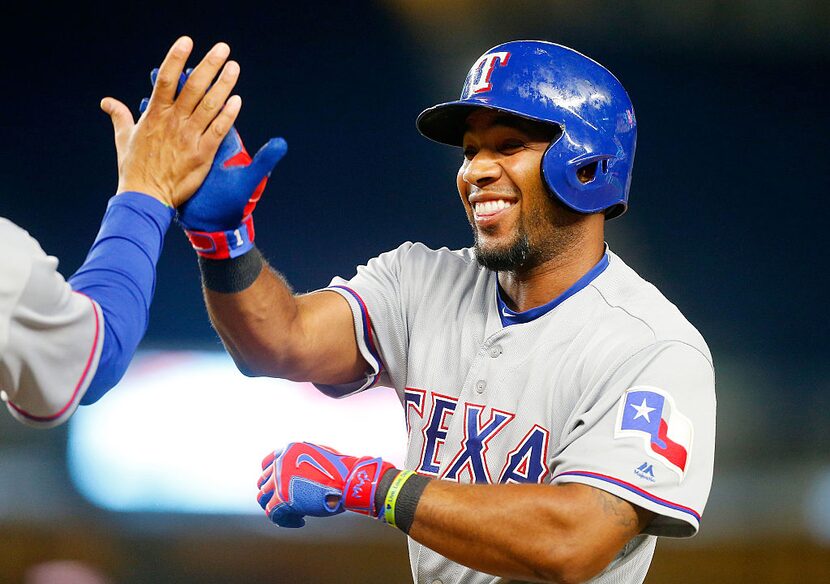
[473, 230, 532, 272]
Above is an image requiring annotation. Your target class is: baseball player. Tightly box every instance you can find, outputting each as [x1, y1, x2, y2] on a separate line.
[185, 41, 715, 583]
[0, 36, 285, 428]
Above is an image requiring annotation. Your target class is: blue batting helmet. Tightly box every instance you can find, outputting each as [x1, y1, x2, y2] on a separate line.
[416, 40, 636, 219]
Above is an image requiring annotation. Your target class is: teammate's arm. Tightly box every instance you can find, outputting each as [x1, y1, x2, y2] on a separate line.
[71, 36, 242, 403]
[1, 36, 243, 425]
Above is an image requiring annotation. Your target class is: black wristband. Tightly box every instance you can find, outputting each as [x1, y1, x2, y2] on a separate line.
[374, 468, 398, 512]
[198, 247, 264, 293]
[374, 469, 431, 534]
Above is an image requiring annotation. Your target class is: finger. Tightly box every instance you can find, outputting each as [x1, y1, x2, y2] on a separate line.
[257, 465, 273, 489]
[257, 486, 274, 508]
[175, 42, 231, 115]
[142, 67, 185, 115]
[149, 36, 193, 107]
[250, 137, 288, 180]
[261, 450, 277, 470]
[265, 494, 280, 516]
[188, 59, 240, 131]
[100, 97, 135, 154]
[200, 95, 242, 155]
[275, 512, 306, 529]
[150, 68, 188, 97]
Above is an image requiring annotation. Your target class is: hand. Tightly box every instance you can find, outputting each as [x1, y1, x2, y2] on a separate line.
[101, 36, 242, 207]
[256, 442, 394, 528]
[177, 128, 286, 234]
[138, 66, 287, 259]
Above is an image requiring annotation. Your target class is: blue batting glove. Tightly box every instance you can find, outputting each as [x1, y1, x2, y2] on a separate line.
[140, 68, 287, 260]
[179, 129, 287, 259]
[256, 442, 395, 528]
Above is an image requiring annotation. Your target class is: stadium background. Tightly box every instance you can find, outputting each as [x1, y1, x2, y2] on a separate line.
[0, 1, 828, 582]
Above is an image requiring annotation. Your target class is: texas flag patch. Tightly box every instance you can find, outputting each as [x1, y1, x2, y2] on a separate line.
[615, 387, 693, 481]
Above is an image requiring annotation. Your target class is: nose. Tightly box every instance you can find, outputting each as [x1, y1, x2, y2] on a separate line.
[461, 150, 502, 188]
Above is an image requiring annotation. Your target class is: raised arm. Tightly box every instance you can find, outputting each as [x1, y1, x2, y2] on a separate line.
[73, 37, 244, 404]
[165, 109, 368, 385]
[201, 258, 367, 385]
[1, 37, 244, 425]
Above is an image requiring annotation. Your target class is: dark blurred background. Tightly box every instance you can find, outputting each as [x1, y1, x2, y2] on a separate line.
[0, 1, 828, 582]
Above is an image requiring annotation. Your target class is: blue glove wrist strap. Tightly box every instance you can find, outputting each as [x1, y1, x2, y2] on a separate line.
[184, 213, 255, 260]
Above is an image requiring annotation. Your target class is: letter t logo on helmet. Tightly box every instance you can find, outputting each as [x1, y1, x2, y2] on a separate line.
[468, 52, 511, 94]
[416, 40, 637, 220]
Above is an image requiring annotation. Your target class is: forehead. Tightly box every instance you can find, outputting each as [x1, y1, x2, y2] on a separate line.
[462, 109, 560, 142]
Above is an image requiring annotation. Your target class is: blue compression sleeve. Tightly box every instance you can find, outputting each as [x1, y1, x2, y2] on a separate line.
[68, 192, 174, 405]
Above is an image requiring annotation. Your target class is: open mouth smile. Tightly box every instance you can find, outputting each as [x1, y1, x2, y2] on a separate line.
[473, 199, 516, 223]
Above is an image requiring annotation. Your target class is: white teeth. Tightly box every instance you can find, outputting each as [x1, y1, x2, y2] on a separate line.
[474, 200, 513, 215]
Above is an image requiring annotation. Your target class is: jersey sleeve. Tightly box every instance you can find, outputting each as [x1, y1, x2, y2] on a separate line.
[551, 341, 716, 537]
[0, 219, 103, 428]
[313, 242, 414, 397]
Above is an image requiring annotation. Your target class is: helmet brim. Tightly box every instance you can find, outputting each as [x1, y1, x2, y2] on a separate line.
[416, 100, 566, 148]
[416, 101, 482, 147]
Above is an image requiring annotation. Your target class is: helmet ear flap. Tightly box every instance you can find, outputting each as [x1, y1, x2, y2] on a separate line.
[565, 154, 614, 190]
[575, 158, 611, 185]
[541, 141, 625, 215]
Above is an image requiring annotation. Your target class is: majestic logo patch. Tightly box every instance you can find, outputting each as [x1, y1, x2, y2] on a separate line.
[634, 462, 656, 482]
[615, 387, 693, 480]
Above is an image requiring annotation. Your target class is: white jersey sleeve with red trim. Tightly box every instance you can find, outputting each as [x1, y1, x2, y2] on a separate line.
[313, 242, 418, 397]
[0, 219, 104, 428]
[551, 341, 715, 537]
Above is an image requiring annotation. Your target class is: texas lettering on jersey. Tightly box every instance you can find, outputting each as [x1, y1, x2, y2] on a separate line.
[404, 388, 550, 485]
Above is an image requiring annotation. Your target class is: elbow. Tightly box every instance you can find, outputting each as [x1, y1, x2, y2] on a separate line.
[225, 345, 307, 381]
[534, 561, 601, 584]
[227, 351, 271, 378]
[549, 557, 605, 584]
[234, 361, 260, 378]
[529, 542, 612, 584]
[79, 335, 134, 406]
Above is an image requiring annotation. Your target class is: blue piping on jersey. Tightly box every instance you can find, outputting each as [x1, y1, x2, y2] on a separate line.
[328, 285, 383, 387]
[555, 470, 701, 523]
[496, 253, 610, 327]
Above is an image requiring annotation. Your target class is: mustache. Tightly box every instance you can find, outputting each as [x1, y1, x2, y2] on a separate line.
[468, 186, 520, 199]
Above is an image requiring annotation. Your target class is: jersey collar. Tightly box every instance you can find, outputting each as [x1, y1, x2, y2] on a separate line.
[496, 251, 610, 327]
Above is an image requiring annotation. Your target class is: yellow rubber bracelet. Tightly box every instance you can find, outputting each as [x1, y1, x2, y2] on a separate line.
[383, 470, 416, 529]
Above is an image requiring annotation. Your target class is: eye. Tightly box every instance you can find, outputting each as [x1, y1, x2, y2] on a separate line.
[499, 139, 524, 154]
[463, 146, 478, 161]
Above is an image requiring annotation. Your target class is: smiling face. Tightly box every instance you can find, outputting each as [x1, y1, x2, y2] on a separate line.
[457, 109, 582, 272]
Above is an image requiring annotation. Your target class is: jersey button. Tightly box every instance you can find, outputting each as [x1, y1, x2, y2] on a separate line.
[489, 345, 503, 358]
[475, 380, 487, 394]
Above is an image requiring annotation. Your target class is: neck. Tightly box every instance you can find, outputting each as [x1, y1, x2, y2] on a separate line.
[497, 234, 605, 313]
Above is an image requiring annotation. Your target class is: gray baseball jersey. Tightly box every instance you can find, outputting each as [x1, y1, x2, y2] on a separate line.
[0, 218, 104, 428]
[318, 242, 715, 584]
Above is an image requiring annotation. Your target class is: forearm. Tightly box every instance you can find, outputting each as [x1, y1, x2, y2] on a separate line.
[68, 192, 174, 404]
[200, 250, 365, 383]
[406, 481, 649, 584]
[201, 251, 301, 377]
